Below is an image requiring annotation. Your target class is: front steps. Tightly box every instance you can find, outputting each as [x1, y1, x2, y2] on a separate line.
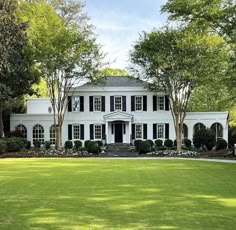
[104, 143, 138, 157]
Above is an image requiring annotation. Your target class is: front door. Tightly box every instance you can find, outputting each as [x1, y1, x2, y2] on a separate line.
[115, 124, 123, 143]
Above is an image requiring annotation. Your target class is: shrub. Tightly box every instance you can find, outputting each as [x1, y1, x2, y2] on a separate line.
[44, 141, 51, 150]
[96, 141, 103, 147]
[33, 141, 41, 149]
[139, 140, 151, 154]
[84, 140, 91, 149]
[174, 139, 177, 146]
[216, 138, 227, 150]
[155, 139, 163, 147]
[26, 141, 31, 149]
[64, 140, 73, 150]
[0, 140, 7, 153]
[184, 138, 192, 148]
[5, 138, 25, 152]
[193, 128, 215, 151]
[156, 146, 168, 151]
[134, 140, 143, 151]
[164, 139, 173, 148]
[228, 126, 236, 149]
[146, 139, 154, 147]
[74, 140, 82, 150]
[87, 141, 99, 154]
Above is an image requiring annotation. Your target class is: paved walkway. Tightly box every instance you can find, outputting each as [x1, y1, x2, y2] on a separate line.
[98, 157, 236, 163]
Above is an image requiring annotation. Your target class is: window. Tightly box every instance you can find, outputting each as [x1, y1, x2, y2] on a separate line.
[50, 125, 56, 145]
[73, 125, 80, 139]
[135, 96, 143, 111]
[94, 96, 101, 111]
[72, 97, 80, 112]
[157, 96, 164, 110]
[15, 124, 27, 138]
[114, 96, 122, 111]
[33, 124, 44, 144]
[193, 123, 206, 135]
[182, 123, 188, 139]
[210, 123, 223, 141]
[157, 124, 164, 139]
[94, 125, 102, 139]
[135, 124, 142, 139]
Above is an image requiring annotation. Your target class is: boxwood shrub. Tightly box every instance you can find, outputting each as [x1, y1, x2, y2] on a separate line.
[134, 140, 143, 152]
[74, 140, 82, 151]
[0, 140, 7, 153]
[184, 138, 192, 148]
[155, 139, 163, 147]
[84, 140, 91, 149]
[193, 128, 215, 151]
[64, 140, 73, 150]
[164, 139, 173, 148]
[87, 141, 99, 154]
[216, 138, 227, 150]
[44, 141, 51, 150]
[139, 140, 151, 154]
[33, 141, 41, 149]
[146, 139, 154, 147]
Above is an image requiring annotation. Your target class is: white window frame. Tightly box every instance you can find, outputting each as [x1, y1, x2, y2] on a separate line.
[93, 96, 102, 112]
[72, 96, 80, 112]
[135, 96, 143, 111]
[114, 96, 122, 111]
[50, 125, 56, 145]
[15, 124, 27, 138]
[94, 124, 102, 139]
[157, 96, 165, 111]
[73, 125, 80, 140]
[32, 124, 44, 144]
[135, 124, 143, 139]
[157, 124, 165, 139]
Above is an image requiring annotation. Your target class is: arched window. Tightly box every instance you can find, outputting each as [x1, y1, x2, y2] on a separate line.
[182, 123, 188, 139]
[210, 123, 223, 141]
[193, 123, 206, 135]
[15, 124, 27, 138]
[33, 124, 44, 144]
[50, 125, 56, 145]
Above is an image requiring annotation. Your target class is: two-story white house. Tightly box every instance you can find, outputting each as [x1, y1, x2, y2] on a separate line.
[10, 76, 228, 145]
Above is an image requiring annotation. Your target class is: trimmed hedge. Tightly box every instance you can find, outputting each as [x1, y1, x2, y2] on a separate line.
[134, 140, 143, 152]
[184, 138, 192, 148]
[0, 140, 7, 153]
[139, 140, 151, 154]
[193, 128, 215, 151]
[33, 141, 41, 149]
[216, 138, 227, 150]
[146, 139, 154, 147]
[74, 140, 82, 150]
[155, 139, 163, 147]
[0, 137, 27, 152]
[87, 141, 99, 154]
[164, 139, 173, 148]
[84, 140, 92, 149]
[64, 140, 73, 150]
[44, 141, 51, 150]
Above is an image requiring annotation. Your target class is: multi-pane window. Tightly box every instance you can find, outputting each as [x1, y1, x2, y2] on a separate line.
[33, 124, 44, 144]
[94, 96, 101, 111]
[157, 124, 164, 139]
[210, 123, 223, 141]
[193, 123, 206, 134]
[50, 125, 56, 145]
[94, 125, 102, 139]
[72, 97, 80, 112]
[73, 125, 80, 139]
[16, 124, 27, 138]
[114, 96, 122, 111]
[135, 96, 143, 111]
[135, 124, 143, 139]
[157, 96, 164, 110]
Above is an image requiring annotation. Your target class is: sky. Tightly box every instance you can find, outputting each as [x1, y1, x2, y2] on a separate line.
[84, 0, 168, 70]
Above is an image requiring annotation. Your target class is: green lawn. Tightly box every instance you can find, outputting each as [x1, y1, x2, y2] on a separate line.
[0, 159, 235, 230]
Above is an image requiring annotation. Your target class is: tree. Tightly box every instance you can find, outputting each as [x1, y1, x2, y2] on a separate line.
[19, 0, 104, 148]
[0, 0, 39, 137]
[101, 68, 128, 76]
[130, 26, 227, 151]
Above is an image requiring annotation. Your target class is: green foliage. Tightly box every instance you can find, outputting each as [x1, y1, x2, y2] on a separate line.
[216, 138, 228, 151]
[146, 139, 154, 147]
[184, 138, 192, 148]
[74, 140, 82, 151]
[26, 141, 31, 150]
[173, 139, 177, 146]
[33, 141, 41, 149]
[64, 141, 73, 150]
[193, 128, 216, 151]
[96, 141, 103, 147]
[228, 126, 236, 149]
[101, 68, 128, 76]
[84, 140, 92, 149]
[0, 140, 7, 153]
[155, 139, 163, 147]
[44, 141, 51, 150]
[164, 139, 173, 148]
[156, 146, 168, 151]
[87, 141, 99, 154]
[134, 140, 143, 152]
[5, 137, 26, 152]
[139, 140, 151, 154]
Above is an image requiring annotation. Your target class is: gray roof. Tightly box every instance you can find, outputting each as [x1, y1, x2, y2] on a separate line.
[81, 76, 148, 87]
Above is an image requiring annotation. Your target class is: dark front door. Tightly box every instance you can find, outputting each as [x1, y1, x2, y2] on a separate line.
[115, 124, 123, 143]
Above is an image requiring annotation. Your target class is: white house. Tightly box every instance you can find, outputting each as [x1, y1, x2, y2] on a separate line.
[10, 76, 228, 145]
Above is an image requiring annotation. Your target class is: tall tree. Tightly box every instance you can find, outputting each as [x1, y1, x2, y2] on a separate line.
[130, 26, 228, 151]
[19, 0, 104, 148]
[0, 0, 39, 137]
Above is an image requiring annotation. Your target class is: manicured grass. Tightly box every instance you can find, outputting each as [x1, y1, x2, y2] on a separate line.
[0, 159, 235, 229]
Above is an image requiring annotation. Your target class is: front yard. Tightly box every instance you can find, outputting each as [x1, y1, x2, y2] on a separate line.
[0, 158, 235, 229]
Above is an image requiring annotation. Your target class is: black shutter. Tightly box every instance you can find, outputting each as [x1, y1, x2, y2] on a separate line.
[132, 124, 135, 139]
[143, 96, 147, 111]
[102, 124, 105, 140]
[123, 124, 126, 134]
[122, 96, 126, 112]
[143, 124, 147, 139]
[68, 124, 72, 140]
[102, 96, 105, 112]
[165, 95, 169, 111]
[68, 96, 72, 112]
[110, 96, 114, 112]
[111, 124, 114, 134]
[131, 96, 135, 111]
[90, 124, 94, 140]
[80, 124, 84, 140]
[80, 96, 84, 112]
[165, 123, 169, 139]
[153, 96, 157, 111]
[153, 124, 157, 139]
[89, 96, 93, 112]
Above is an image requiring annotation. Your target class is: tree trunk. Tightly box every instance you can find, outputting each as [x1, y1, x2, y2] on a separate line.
[56, 124, 62, 149]
[0, 109, 4, 137]
[175, 114, 182, 152]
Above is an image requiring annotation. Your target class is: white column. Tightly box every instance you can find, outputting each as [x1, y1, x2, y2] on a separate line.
[106, 121, 109, 144]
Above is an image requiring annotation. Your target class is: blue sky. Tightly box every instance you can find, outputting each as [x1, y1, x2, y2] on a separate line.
[85, 0, 168, 70]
